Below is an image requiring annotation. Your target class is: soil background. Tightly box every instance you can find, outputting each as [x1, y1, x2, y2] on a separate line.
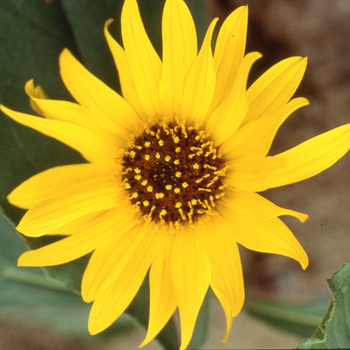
[1, 0, 350, 349]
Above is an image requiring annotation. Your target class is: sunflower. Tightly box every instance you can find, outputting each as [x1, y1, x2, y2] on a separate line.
[1, 0, 350, 348]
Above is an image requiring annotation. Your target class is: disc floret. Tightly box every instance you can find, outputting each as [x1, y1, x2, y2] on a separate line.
[122, 122, 226, 225]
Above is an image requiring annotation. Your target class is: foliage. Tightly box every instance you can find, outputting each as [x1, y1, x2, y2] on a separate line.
[0, 1, 349, 349]
[299, 262, 350, 349]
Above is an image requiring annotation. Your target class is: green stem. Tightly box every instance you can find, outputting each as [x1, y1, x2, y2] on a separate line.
[245, 297, 325, 327]
[1, 264, 70, 293]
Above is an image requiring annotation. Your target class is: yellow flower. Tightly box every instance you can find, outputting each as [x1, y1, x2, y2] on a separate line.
[1, 0, 350, 348]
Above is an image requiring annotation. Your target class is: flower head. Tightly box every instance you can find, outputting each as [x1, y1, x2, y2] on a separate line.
[2, 0, 350, 348]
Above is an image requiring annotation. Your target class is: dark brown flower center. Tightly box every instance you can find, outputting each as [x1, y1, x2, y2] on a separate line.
[122, 122, 226, 225]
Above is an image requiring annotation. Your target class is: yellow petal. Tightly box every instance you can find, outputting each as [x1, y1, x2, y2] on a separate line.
[30, 83, 48, 99]
[121, 0, 162, 118]
[0, 105, 118, 166]
[59, 49, 139, 141]
[244, 56, 307, 125]
[228, 125, 350, 192]
[140, 230, 177, 347]
[18, 209, 128, 266]
[25, 79, 88, 125]
[180, 18, 217, 126]
[199, 215, 244, 341]
[212, 6, 248, 109]
[16, 177, 123, 237]
[81, 223, 149, 303]
[25, 80, 49, 115]
[225, 156, 284, 192]
[159, 0, 197, 116]
[265, 124, 350, 189]
[213, 291, 232, 343]
[49, 209, 131, 236]
[219, 187, 308, 222]
[25, 80, 115, 144]
[222, 211, 309, 269]
[87, 227, 158, 335]
[221, 97, 309, 159]
[170, 228, 211, 349]
[8, 164, 110, 210]
[205, 52, 261, 146]
[104, 20, 147, 119]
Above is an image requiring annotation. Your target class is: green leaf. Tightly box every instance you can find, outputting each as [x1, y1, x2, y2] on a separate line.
[60, 0, 123, 91]
[0, 0, 84, 222]
[298, 261, 350, 349]
[0, 210, 135, 340]
[0, 0, 75, 103]
[21, 234, 90, 294]
[245, 296, 328, 338]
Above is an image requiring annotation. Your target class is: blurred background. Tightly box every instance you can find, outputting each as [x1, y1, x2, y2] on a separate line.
[1, 0, 350, 349]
